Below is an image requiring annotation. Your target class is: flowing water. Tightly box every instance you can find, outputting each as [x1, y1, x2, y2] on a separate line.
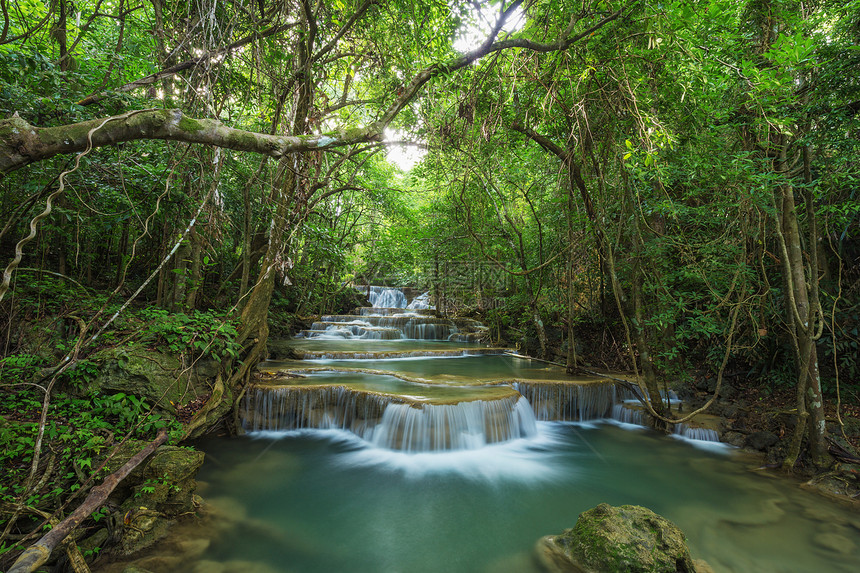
[193, 423, 860, 573]
[185, 288, 860, 573]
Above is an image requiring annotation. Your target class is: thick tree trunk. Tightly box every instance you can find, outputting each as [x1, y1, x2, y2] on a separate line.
[777, 178, 828, 467]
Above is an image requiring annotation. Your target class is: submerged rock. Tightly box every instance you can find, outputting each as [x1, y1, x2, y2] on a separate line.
[536, 503, 703, 572]
[812, 532, 856, 555]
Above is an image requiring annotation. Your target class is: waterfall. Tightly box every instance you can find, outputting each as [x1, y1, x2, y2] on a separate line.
[610, 403, 645, 425]
[294, 348, 505, 360]
[241, 385, 536, 452]
[366, 286, 408, 308]
[512, 381, 622, 421]
[240, 385, 394, 434]
[610, 404, 723, 444]
[406, 291, 433, 310]
[368, 397, 537, 452]
[674, 423, 721, 442]
[301, 314, 469, 341]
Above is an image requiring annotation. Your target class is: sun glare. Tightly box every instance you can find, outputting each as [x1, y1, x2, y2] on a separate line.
[384, 129, 426, 172]
[453, 3, 526, 53]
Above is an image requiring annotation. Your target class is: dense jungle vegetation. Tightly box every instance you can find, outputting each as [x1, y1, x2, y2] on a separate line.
[1, 0, 859, 569]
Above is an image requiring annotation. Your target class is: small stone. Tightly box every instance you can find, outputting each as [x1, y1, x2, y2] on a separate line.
[721, 404, 739, 419]
[813, 532, 856, 555]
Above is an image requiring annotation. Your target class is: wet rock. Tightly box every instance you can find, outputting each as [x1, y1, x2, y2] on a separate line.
[122, 567, 154, 573]
[99, 439, 152, 500]
[115, 506, 172, 556]
[536, 503, 699, 572]
[745, 431, 779, 451]
[108, 446, 204, 557]
[83, 348, 183, 414]
[267, 338, 302, 360]
[802, 469, 860, 503]
[765, 442, 787, 466]
[694, 377, 711, 392]
[813, 532, 856, 555]
[721, 431, 745, 448]
[136, 446, 205, 515]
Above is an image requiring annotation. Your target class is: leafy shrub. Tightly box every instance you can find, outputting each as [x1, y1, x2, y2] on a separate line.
[137, 308, 241, 362]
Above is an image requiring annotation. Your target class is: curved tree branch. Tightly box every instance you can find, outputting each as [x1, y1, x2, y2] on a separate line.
[0, 109, 384, 174]
[1, 0, 638, 174]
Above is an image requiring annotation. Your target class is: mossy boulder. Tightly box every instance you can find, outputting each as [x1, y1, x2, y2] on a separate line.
[119, 446, 205, 517]
[84, 348, 183, 413]
[85, 347, 218, 414]
[536, 504, 699, 573]
[96, 442, 205, 557]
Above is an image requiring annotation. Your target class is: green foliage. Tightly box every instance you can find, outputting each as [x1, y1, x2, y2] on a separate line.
[0, 387, 182, 529]
[137, 309, 241, 363]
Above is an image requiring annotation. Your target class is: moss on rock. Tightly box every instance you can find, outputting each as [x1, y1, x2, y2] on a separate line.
[85, 346, 218, 414]
[537, 503, 701, 573]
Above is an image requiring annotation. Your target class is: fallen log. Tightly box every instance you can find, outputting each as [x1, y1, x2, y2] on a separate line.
[8, 428, 169, 573]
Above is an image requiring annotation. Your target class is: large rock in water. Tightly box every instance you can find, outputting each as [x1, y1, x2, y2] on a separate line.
[536, 504, 700, 572]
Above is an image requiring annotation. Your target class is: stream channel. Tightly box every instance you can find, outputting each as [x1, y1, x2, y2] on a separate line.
[189, 288, 860, 573]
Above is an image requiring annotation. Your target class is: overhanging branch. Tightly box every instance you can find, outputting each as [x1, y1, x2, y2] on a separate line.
[0, 110, 383, 174]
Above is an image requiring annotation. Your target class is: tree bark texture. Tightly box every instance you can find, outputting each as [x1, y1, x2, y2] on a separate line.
[0, 109, 384, 174]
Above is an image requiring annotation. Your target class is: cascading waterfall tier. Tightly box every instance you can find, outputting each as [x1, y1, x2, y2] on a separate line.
[611, 403, 646, 425]
[240, 383, 536, 451]
[291, 347, 507, 360]
[610, 401, 723, 443]
[241, 384, 397, 435]
[674, 423, 721, 442]
[299, 310, 488, 341]
[259, 284, 725, 451]
[513, 381, 631, 421]
[357, 285, 436, 310]
[369, 396, 536, 451]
